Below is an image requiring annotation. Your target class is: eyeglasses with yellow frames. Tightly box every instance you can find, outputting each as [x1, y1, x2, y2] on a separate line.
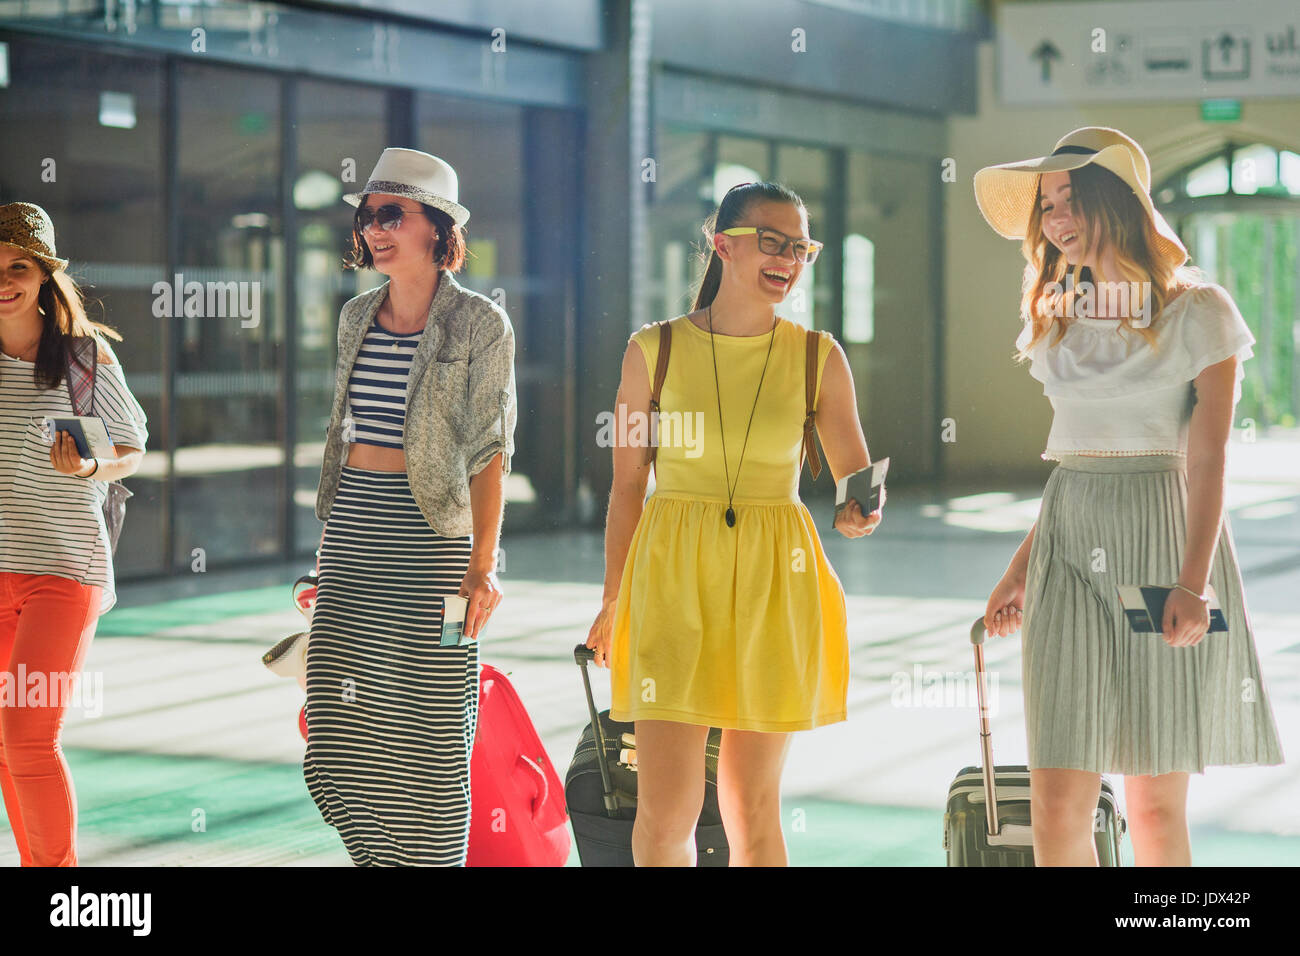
[718, 226, 823, 265]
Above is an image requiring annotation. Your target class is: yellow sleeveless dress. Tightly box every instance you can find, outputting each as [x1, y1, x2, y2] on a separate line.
[609, 315, 850, 732]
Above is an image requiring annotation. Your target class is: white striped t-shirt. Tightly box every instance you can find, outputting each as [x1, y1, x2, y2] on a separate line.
[346, 319, 422, 449]
[0, 348, 149, 615]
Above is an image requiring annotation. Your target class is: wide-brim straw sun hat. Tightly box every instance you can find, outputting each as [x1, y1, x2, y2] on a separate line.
[973, 126, 1188, 267]
[0, 202, 68, 272]
[344, 147, 470, 227]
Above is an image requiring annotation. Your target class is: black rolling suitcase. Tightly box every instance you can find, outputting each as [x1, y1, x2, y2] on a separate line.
[565, 644, 729, 866]
[944, 617, 1126, 866]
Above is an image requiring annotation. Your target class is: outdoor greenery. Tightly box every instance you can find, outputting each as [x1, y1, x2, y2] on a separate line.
[1217, 215, 1299, 428]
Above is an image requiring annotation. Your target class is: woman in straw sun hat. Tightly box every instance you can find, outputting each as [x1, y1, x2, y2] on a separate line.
[0, 202, 148, 866]
[974, 127, 1283, 866]
[303, 148, 517, 866]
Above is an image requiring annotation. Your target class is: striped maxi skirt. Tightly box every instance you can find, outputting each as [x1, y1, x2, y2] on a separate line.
[303, 466, 478, 866]
[1022, 454, 1284, 777]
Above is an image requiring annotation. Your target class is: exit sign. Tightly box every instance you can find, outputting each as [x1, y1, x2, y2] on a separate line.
[1201, 98, 1242, 122]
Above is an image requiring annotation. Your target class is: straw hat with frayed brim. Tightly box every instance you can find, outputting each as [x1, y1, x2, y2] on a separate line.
[344, 147, 470, 227]
[0, 202, 68, 272]
[973, 127, 1187, 267]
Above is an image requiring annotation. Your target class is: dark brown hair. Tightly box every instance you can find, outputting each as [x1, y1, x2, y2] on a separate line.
[9, 263, 122, 390]
[343, 201, 466, 273]
[692, 181, 807, 311]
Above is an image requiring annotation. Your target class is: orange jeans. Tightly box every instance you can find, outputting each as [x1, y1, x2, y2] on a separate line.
[0, 572, 101, 866]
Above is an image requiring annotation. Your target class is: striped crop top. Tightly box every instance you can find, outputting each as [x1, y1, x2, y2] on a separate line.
[346, 318, 423, 448]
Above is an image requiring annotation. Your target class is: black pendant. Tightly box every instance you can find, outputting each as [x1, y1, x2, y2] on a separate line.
[725, 507, 736, 528]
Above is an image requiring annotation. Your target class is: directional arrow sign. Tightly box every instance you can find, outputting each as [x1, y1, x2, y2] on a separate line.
[1032, 39, 1062, 82]
[997, 0, 1298, 105]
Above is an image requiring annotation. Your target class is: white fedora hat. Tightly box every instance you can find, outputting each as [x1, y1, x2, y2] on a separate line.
[973, 127, 1187, 267]
[344, 147, 470, 227]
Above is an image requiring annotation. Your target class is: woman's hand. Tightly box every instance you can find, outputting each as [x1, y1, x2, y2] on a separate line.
[984, 574, 1025, 637]
[586, 596, 617, 669]
[50, 431, 96, 478]
[1162, 588, 1210, 648]
[834, 486, 885, 538]
[458, 567, 503, 640]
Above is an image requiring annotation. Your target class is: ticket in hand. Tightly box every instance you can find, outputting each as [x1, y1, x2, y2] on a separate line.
[439, 595, 473, 645]
[832, 457, 890, 531]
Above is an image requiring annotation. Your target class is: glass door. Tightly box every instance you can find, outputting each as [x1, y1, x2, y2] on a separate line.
[173, 62, 284, 568]
[291, 79, 388, 552]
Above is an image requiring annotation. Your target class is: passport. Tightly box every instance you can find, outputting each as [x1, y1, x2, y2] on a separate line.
[1117, 585, 1229, 634]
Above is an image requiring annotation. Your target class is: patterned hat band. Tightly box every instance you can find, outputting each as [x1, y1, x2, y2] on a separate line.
[353, 181, 468, 227]
[0, 202, 68, 272]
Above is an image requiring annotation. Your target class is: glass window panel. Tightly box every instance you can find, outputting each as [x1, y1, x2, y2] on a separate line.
[716, 135, 770, 198]
[174, 61, 283, 567]
[417, 94, 580, 524]
[649, 129, 712, 323]
[292, 78, 388, 553]
[1186, 155, 1229, 198]
[775, 143, 830, 331]
[1232, 144, 1278, 195]
[845, 150, 937, 475]
[0, 38, 166, 576]
[844, 233, 875, 343]
[1279, 150, 1300, 196]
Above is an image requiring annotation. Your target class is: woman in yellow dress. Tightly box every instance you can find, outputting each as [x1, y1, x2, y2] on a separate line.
[586, 182, 883, 866]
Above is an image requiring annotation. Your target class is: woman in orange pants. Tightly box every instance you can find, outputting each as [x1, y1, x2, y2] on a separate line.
[0, 203, 148, 866]
[0, 576, 102, 866]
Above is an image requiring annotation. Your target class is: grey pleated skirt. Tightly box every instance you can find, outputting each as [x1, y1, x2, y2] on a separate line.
[1022, 454, 1284, 776]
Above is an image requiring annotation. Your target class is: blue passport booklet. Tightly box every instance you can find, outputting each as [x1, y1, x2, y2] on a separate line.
[1117, 585, 1229, 634]
[42, 415, 115, 460]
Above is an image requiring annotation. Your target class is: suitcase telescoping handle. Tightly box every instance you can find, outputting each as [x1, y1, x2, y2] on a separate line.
[573, 644, 620, 817]
[970, 617, 1000, 837]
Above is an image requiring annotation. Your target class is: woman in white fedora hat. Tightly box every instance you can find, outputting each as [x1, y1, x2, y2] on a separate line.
[974, 127, 1283, 865]
[0, 202, 148, 866]
[302, 148, 517, 866]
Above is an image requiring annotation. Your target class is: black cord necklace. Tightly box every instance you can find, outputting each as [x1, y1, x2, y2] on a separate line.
[706, 304, 777, 528]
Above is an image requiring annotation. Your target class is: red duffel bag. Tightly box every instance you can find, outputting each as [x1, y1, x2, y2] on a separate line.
[467, 664, 571, 867]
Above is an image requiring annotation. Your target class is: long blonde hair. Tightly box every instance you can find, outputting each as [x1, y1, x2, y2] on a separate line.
[1015, 164, 1201, 361]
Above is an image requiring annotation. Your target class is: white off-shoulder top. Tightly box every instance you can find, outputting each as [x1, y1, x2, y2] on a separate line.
[1016, 284, 1254, 461]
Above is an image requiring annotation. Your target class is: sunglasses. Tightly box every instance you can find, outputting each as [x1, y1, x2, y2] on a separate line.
[354, 203, 432, 233]
[720, 226, 823, 264]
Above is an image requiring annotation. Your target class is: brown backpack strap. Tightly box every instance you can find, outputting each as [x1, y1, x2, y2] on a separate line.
[801, 328, 823, 480]
[645, 320, 672, 468]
